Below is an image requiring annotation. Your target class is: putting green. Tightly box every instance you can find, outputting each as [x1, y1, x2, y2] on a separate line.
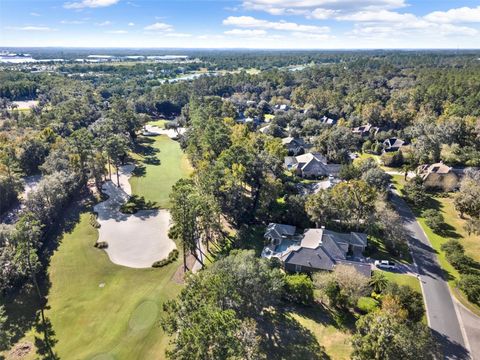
[129, 301, 158, 331]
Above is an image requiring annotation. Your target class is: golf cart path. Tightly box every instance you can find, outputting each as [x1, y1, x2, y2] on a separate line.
[93, 164, 176, 268]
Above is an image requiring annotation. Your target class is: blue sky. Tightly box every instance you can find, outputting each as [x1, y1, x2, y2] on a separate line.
[1, 0, 480, 48]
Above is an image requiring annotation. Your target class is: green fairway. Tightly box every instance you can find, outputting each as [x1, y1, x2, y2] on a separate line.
[148, 119, 168, 128]
[43, 212, 182, 359]
[130, 135, 192, 208]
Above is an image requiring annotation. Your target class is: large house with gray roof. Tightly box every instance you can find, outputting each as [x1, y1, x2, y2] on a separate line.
[285, 152, 341, 179]
[262, 223, 371, 277]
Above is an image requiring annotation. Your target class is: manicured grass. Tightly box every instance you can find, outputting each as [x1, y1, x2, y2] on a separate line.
[148, 119, 168, 128]
[415, 194, 480, 314]
[379, 271, 421, 293]
[130, 135, 192, 208]
[43, 212, 182, 359]
[368, 234, 412, 264]
[290, 307, 352, 360]
[390, 174, 406, 193]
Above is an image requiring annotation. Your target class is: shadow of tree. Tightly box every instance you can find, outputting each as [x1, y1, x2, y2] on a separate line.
[134, 137, 159, 157]
[143, 156, 161, 166]
[258, 309, 330, 360]
[34, 314, 58, 359]
[430, 329, 470, 360]
[132, 164, 146, 177]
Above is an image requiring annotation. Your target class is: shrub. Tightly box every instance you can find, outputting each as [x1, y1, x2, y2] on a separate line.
[402, 176, 429, 208]
[458, 274, 480, 305]
[89, 213, 101, 228]
[384, 283, 424, 322]
[94, 241, 108, 249]
[423, 209, 444, 233]
[357, 296, 379, 314]
[283, 274, 314, 305]
[446, 251, 477, 274]
[152, 249, 179, 268]
[441, 239, 464, 254]
[120, 195, 159, 214]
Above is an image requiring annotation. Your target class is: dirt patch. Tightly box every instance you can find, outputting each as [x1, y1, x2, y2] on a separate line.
[171, 254, 196, 284]
[7, 341, 33, 360]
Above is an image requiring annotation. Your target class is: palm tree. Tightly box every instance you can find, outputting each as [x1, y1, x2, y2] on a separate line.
[369, 271, 389, 293]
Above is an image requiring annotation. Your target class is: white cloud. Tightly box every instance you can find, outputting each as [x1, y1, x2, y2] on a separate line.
[64, 0, 119, 9]
[96, 21, 112, 26]
[165, 33, 192, 38]
[144, 22, 173, 31]
[424, 6, 480, 24]
[223, 16, 329, 33]
[336, 9, 417, 22]
[243, 0, 407, 15]
[30, 12, 41, 17]
[225, 29, 267, 36]
[60, 20, 85, 24]
[106, 30, 128, 34]
[6, 26, 57, 32]
[310, 8, 338, 19]
[128, 22, 135, 26]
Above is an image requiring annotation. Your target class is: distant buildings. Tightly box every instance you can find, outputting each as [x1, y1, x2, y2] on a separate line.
[382, 137, 406, 152]
[262, 223, 370, 276]
[352, 123, 380, 137]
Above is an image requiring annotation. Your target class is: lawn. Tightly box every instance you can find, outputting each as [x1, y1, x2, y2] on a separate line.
[378, 270, 421, 293]
[415, 194, 480, 314]
[368, 234, 412, 264]
[148, 119, 168, 129]
[290, 306, 353, 360]
[130, 135, 192, 208]
[3, 135, 191, 359]
[46, 212, 182, 359]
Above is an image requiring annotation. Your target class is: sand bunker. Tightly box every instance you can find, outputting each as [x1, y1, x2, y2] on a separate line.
[93, 165, 176, 268]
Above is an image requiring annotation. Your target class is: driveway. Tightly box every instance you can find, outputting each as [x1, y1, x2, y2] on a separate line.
[390, 193, 470, 359]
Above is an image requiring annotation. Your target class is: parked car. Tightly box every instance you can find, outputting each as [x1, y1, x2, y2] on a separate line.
[374, 260, 396, 269]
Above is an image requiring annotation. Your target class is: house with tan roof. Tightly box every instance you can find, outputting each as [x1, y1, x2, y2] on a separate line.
[418, 162, 459, 191]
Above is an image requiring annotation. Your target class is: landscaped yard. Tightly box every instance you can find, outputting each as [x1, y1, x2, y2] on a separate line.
[378, 271, 421, 293]
[415, 194, 480, 314]
[130, 135, 192, 208]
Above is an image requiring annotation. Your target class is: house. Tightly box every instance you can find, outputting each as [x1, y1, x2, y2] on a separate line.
[418, 162, 459, 191]
[352, 123, 379, 137]
[281, 136, 311, 154]
[320, 116, 337, 126]
[285, 152, 341, 178]
[383, 137, 406, 152]
[262, 224, 370, 277]
[274, 104, 290, 111]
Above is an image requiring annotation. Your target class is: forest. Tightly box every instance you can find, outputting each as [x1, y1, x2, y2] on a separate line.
[1, 50, 480, 359]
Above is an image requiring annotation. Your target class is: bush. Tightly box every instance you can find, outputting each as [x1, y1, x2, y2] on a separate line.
[458, 274, 480, 305]
[423, 209, 445, 233]
[381, 150, 403, 167]
[357, 296, 379, 314]
[441, 239, 464, 254]
[120, 195, 159, 214]
[89, 213, 101, 228]
[94, 241, 108, 249]
[152, 249, 179, 268]
[402, 177, 429, 208]
[384, 283, 424, 322]
[283, 274, 314, 305]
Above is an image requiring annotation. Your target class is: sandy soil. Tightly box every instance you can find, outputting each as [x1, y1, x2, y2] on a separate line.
[93, 164, 176, 268]
[143, 124, 186, 139]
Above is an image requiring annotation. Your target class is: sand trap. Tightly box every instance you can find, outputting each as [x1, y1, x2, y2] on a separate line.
[93, 164, 176, 268]
[143, 124, 186, 139]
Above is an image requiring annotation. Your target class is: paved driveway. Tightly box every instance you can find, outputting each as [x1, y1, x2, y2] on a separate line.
[390, 193, 470, 359]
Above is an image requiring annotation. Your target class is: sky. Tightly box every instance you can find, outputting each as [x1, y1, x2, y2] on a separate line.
[1, 0, 480, 49]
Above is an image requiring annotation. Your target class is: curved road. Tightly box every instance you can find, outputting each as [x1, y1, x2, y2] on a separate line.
[390, 193, 471, 359]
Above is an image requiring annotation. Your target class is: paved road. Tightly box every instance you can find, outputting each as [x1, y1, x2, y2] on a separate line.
[390, 193, 470, 359]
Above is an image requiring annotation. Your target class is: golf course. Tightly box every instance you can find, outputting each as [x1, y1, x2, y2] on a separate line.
[6, 134, 191, 359]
